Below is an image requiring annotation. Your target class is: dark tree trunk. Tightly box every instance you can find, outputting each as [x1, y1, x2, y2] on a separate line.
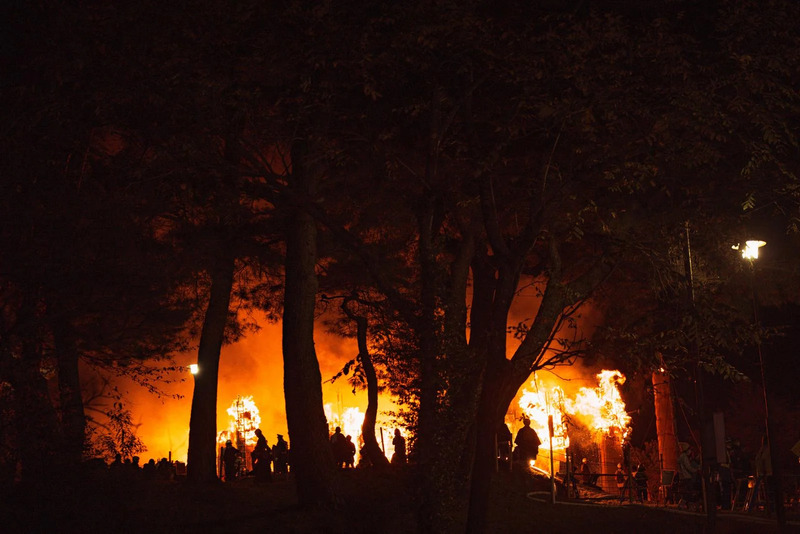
[466, 369, 519, 534]
[50, 313, 86, 466]
[13, 293, 62, 480]
[354, 315, 389, 468]
[186, 253, 234, 483]
[282, 140, 338, 507]
[416, 199, 447, 532]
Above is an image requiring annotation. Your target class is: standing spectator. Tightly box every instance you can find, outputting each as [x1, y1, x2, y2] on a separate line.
[497, 423, 513, 467]
[330, 427, 348, 468]
[615, 463, 628, 500]
[514, 418, 541, 467]
[579, 457, 599, 486]
[221, 440, 239, 482]
[345, 435, 356, 468]
[677, 442, 699, 506]
[252, 429, 272, 482]
[391, 429, 407, 465]
[273, 434, 289, 475]
[634, 463, 649, 502]
[748, 436, 773, 512]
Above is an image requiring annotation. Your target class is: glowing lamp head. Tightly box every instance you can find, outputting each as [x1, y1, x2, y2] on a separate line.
[189, 364, 199, 375]
[733, 240, 766, 260]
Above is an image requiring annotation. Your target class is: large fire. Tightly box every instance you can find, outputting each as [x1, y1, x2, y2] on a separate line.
[565, 370, 630, 440]
[323, 404, 403, 461]
[517, 378, 570, 452]
[516, 369, 631, 454]
[217, 395, 262, 449]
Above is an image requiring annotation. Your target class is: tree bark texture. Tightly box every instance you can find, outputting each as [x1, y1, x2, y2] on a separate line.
[186, 253, 234, 483]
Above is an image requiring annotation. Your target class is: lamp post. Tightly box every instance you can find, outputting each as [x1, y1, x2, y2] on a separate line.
[189, 364, 199, 375]
[684, 222, 714, 528]
[736, 239, 785, 527]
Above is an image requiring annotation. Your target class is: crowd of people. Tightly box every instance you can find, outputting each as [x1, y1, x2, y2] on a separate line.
[219, 429, 290, 482]
[219, 426, 408, 482]
[329, 426, 407, 468]
[80, 453, 182, 482]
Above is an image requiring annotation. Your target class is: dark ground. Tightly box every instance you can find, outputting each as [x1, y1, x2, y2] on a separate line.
[2, 468, 798, 534]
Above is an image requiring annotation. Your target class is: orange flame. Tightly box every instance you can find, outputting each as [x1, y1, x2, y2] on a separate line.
[517, 369, 631, 452]
[565, 370, 631, 441]
[518, 376, 569, 452]
[323, 403, 404, 461]
[217, 395, 262, 448]
[324, 403, 365, 444]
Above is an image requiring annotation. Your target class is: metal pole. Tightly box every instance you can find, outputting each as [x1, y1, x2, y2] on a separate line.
[548, 425, 555, 504]
[494, 432, 499, 473]
[749, 262, 786, 528]
[684, 222, 716, 529]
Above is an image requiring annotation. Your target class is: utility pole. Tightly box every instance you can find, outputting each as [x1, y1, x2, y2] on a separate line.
[743, 241, 785, 529]
[683, 222, 716, 530]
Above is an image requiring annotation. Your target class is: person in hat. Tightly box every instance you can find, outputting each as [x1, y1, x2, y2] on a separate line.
[273, 434, 289, 475]
[579, 457, 599, 486]
[615, 463, 628, 500]
[514, 417, 541, 467]
[252, 429, 272, 482]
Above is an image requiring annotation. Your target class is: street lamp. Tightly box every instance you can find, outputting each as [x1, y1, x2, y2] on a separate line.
[732, 239, 766, 260]
[189, 364, 199, 375]
[737, 239, 785, 526]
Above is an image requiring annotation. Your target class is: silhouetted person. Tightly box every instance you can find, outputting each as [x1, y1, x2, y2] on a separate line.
[615, 463, 627, 501]
[343, 435, 356, 468]
[222, 440, 239, 482]
[110, 453, 123, 475]
[677, 441, 699, 507]
[634, 463, 648, 502]
[497, 422, 513, 465]
[579, 457, 599, 486]
[749, 435, 773, 512]
[156, 457, 174, 480]
[391, 429, 406, 465]
[514, 418, 541, 467]
[142, 458, 156, 478]
[330, 426, 348, 468]
[273, 434, 289, 475]
[729, 438, 749, 507]
[252, 429, 272, 482]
